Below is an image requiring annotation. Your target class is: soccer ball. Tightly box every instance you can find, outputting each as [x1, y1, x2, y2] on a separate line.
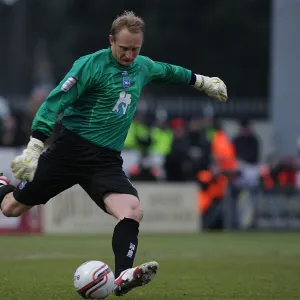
[74, 260, 115, 299]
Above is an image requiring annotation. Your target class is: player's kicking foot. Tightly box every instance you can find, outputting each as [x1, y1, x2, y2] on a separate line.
[114, 261, 159, 297]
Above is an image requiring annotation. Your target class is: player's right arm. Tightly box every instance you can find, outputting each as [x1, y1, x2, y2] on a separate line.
[32, 55, 94, 141]
[11, 55, 95, 181]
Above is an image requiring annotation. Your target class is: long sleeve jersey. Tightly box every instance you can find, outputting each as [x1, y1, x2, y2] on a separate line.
[32, 48, 192, 151]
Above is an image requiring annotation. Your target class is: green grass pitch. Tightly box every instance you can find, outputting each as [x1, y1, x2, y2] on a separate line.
[0, 232, 299, 299]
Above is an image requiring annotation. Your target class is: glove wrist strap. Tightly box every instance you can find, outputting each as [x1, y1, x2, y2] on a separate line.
[194, 74, 206, 90]
[27, 138, 44, 153]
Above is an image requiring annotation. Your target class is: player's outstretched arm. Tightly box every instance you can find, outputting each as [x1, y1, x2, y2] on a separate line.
[192, 74, 227, 102]
[144, 57, 228, 102]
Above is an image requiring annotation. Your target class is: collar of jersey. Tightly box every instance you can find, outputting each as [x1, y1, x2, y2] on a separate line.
[108, 47, 136, 70]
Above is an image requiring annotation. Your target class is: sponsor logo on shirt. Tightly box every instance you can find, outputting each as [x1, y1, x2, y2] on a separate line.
[112, 92, 132, 115]
[61, 76, 77, 92]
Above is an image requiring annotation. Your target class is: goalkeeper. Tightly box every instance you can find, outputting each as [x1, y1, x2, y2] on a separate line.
[0, 11, 227, 297]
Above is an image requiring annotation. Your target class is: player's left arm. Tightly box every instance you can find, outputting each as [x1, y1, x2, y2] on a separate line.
[145, 58, 227, 102]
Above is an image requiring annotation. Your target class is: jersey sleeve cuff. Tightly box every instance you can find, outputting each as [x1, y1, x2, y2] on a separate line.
[189, 73, 196, 85]
[31, 130, 49, 143]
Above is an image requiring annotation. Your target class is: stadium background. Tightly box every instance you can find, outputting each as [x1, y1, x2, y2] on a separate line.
[0, 1, 300, 299]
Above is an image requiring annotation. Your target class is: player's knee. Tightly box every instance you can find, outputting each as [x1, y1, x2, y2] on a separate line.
[126, 199, 143, 222]
[105, 194, 143, 222]
[2, 204, 22, 217]
[1, 196, 26, 217]
[135, 207, 143, 222]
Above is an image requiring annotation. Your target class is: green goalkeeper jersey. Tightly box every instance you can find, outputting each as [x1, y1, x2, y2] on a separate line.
[32, 48, 192, 151]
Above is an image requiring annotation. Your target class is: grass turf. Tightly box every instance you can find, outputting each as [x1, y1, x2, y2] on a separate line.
[0, 232, 299, 299]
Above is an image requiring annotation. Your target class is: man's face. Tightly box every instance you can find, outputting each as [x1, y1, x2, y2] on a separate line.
[109, 28, 143, 66]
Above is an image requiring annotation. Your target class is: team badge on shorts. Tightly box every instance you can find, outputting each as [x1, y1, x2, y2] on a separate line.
[18, 181, 27, 190]
[61, 76, 77, 92]
[123, 77, 130, 89]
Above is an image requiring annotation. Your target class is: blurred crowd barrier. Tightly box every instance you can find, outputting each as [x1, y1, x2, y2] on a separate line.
[1, 179, 300, 234]
[0, 105, 300, 233]
[1, 144, 300, 233]
[204, 158, 300, 231]
[43, 183, 198, 234]
[224, 185, 300, 231]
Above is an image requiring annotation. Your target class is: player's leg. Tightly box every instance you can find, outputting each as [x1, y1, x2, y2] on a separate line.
[0, 175, 32, 217]
[1, 192, 32, 217]
[0, 167, 77, 218]
[104, 193, 159, 297]
[0, 133, 80, 217]
[80, 165, 158, 297]
[80, 177, 143, 275]
[104, 193, 142, 277]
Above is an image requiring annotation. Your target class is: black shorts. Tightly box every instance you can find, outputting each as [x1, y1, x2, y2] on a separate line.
[13, 128, 138, 211]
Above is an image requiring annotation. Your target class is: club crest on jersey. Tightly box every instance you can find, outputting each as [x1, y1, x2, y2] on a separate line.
[123, 77, 130, 89]
[61, 76, 77, 92]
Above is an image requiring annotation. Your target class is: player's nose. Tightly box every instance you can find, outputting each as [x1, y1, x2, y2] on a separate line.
[125, 51, 133, 60]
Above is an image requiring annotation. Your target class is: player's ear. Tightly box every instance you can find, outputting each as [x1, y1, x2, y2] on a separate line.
[109, 35, 114, 46]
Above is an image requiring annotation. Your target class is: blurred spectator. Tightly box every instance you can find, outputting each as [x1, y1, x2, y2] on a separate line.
[0, 96, 10, 120]
[26, 86, 51, 120]
[124, 112, 154, 180]
[148, 109, 173, 180]
[0, 96, 27, 147]
[187, 117, 212, 177]
[165, 118, 192, 181]
[22, 85, 57, 146]
[231, 120, 261, 229]
[233, 119, 260, 164]
[0, 111, 27, 147]
[195, 118, 239, 230]
[125, 112, 152, 154]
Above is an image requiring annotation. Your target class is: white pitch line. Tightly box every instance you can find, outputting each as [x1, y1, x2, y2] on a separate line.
[1, 249, 300, 261]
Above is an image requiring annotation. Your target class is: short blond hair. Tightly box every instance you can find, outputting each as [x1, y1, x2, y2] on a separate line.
[110, 11, 145, 39]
